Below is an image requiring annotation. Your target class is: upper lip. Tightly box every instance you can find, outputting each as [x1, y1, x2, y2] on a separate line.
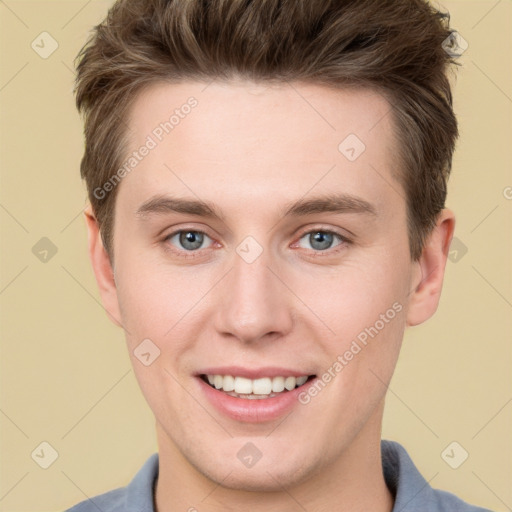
[197, 366, 315, 379]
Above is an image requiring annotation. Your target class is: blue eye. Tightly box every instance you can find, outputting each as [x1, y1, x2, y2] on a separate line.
[165, 230, 212, 251]
[297, 230, 346, 252]
[162, 227, 350, 260]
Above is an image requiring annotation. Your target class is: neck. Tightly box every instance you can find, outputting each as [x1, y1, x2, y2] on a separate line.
[154, 404, 394, 512]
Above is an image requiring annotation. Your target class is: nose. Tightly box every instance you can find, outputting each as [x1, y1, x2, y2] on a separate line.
[213, 246, 294, 344]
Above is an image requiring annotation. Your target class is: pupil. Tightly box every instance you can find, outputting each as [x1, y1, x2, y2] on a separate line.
[181, 231, 203, 250]
[311, 232, 332, 250]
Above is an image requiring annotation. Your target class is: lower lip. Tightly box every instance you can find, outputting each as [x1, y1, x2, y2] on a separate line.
[197, 376, 316, 423]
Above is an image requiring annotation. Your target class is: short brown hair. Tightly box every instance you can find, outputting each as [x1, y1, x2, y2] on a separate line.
[74, 0, 459, 262]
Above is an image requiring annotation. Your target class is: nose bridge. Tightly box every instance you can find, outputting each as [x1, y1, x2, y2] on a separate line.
[214, 241, 293, 343]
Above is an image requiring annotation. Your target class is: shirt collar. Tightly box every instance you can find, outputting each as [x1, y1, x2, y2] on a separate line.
[382, 439, 435, 510]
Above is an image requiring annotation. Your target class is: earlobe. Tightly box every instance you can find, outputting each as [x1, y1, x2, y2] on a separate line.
[406, 209, 456, 327]
[84, 205, 123, 328]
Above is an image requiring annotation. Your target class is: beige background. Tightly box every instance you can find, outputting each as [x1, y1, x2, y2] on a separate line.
[0, 1, 510, 511]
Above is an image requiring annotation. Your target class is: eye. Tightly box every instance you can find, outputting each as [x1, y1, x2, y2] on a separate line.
[164, 230, 213, 252]
[162, 227, 350, 259]
[295, 230, 348, 253]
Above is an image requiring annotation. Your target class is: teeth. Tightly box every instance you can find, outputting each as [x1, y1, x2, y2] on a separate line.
[284, 376, 296, 391]
[271, 376, 285, 392]
[234, 376, 252, 394]
[252, 377, 272, 395]
[213, 375, 223, 389]
[296, 376, 308, 386]
[223, 375, 235, 392]
[226, 391, 277, 399]
[204, 374, 310, 395]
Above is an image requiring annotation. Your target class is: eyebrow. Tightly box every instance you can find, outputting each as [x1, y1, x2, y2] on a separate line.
[135, 193, 377, 221]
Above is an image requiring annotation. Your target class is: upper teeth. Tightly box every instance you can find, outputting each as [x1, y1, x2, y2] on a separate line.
[206, 375, 309, 394]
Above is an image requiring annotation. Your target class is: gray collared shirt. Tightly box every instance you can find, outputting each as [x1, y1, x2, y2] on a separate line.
[66, 439, 494, 511]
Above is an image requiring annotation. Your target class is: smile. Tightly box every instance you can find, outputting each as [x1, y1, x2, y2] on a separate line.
[201, 374, 314, 399]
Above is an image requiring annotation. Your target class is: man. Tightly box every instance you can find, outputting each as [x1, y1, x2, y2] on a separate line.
[67, 0, 493, 510]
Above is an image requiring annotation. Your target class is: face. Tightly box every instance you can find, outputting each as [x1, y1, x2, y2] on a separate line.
[87, 80, 451, 491]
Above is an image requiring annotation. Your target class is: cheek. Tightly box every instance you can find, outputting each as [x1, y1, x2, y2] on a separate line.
[294, 256, 409, 400]
[296, 261, 407, 340]
[114, 256, 221, 358]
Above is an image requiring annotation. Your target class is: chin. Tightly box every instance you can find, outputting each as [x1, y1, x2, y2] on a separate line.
[209, 464, 312, 492]
[187, 444, 319, 493]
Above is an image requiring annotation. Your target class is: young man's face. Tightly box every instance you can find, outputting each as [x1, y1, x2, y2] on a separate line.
[86, 80, 453, 491]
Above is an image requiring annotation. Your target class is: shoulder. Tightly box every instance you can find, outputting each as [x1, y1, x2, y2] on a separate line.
[65, 453, 159, 512]
[65, 487, 126, 512]
[430, 487, 495, 512]
[381, 440, 495, 512]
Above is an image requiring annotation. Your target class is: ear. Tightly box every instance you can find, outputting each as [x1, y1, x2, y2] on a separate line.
[84, 204, 123, 328]
[406, 208, 456, 327]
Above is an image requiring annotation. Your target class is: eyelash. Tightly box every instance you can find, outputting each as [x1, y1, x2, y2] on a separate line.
[162, 226, 351, 260]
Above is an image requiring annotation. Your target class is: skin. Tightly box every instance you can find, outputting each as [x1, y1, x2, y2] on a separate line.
[84, 80, 455, 512]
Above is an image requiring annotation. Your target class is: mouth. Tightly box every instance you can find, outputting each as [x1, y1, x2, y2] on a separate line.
[196, 368, 319, 422]
[199, 373, 316, 399]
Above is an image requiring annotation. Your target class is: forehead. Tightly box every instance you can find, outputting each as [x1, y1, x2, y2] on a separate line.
[118, 80, 403, 218]
[127, 79, 395, 149]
